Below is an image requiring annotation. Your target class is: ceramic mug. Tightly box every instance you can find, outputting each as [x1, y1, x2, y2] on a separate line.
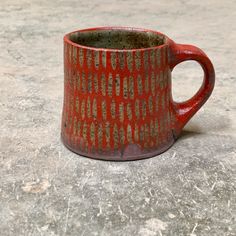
[61, 27, 215, 161]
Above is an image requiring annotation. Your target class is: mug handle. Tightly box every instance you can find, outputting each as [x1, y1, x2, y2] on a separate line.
[169, 42, 215, 138]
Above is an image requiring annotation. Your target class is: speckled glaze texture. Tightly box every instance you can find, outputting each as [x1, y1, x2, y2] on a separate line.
[62, 27, 215, 160]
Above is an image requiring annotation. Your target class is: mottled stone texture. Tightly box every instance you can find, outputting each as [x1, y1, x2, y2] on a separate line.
[0, 0, 235, 235]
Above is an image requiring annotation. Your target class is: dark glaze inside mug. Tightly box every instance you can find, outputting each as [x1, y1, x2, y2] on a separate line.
[69, 29, 165, 49]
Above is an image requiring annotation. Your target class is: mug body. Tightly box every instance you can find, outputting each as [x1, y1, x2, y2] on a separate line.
[62, 27, 175, 160]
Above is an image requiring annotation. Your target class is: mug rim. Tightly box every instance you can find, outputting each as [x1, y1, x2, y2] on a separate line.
[64, 26, 171, 52]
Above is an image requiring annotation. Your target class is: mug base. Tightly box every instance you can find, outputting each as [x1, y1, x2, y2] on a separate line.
[61, 134, 175, 161]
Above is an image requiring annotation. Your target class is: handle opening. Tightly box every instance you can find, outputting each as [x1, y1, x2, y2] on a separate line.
[169, 43, 215, 137]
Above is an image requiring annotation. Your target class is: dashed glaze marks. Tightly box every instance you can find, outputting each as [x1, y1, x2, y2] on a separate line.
[62, 36, 172, 159]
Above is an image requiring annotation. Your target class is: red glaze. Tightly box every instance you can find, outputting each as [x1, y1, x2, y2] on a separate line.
[61, 27, 215, 161]
[168, 42, 215, 137]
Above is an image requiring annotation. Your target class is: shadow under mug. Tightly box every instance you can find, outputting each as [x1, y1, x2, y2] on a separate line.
[61, 27, 215, 161]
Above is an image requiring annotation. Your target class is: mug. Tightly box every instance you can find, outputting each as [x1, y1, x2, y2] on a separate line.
[61, 27, 215, 161]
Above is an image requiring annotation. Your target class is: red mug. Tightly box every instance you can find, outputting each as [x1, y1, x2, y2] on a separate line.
[61, 27, 215, 161]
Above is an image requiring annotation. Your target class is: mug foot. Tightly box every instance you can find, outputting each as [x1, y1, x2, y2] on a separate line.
[61, 134, 175, 161]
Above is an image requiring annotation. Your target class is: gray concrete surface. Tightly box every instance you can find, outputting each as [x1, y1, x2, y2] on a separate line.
[0, 0, 236, 235]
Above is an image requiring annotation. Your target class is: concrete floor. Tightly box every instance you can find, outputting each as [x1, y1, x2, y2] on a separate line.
[0, 0, 236, 235]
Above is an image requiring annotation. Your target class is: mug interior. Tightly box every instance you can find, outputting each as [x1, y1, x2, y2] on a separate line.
[69, 28, 165, 50]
